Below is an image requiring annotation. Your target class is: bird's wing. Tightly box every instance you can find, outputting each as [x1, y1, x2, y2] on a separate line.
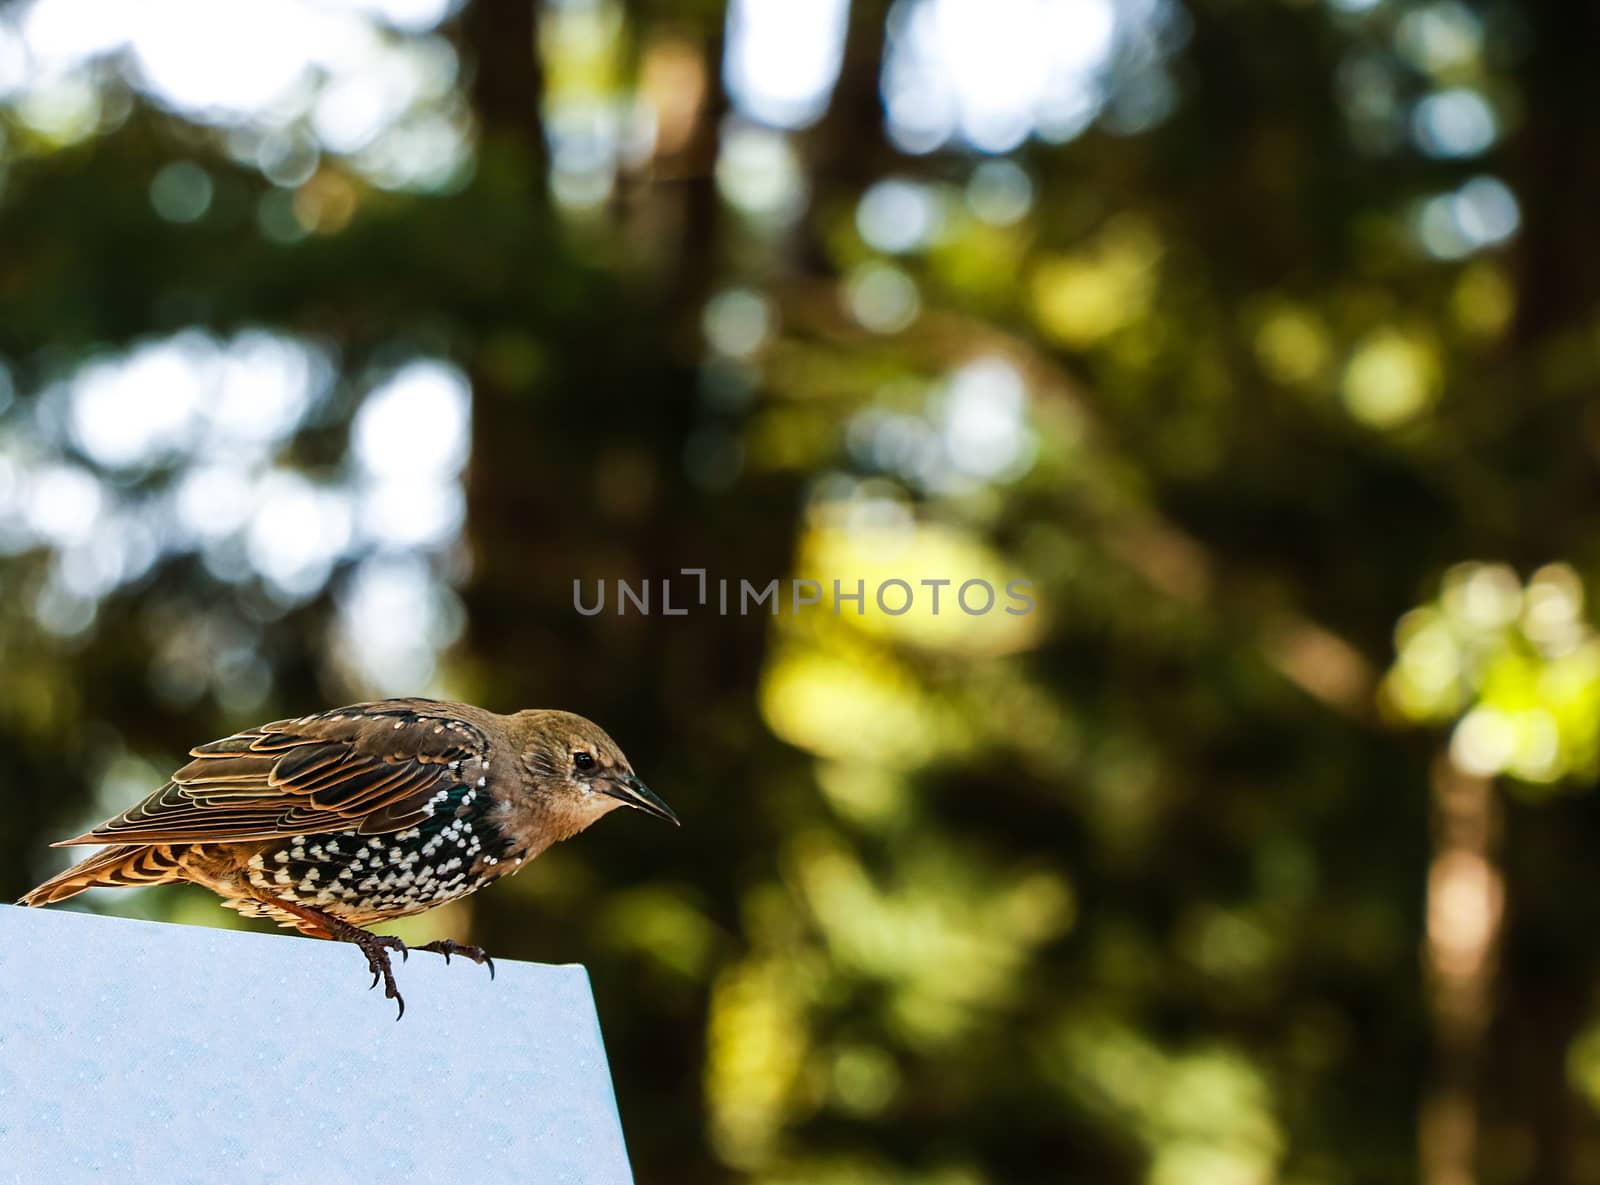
[56, 700, 493, 846]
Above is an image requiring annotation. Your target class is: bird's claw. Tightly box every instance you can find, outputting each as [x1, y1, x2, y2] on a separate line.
[415, 938, 496, 980]
[353, 932, 409, 1019]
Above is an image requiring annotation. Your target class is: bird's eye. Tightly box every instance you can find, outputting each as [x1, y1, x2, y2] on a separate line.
[574, 751, 596, 772]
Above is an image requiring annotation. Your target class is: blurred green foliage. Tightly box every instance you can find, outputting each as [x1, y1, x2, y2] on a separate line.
[2, 0, 1600, 1182]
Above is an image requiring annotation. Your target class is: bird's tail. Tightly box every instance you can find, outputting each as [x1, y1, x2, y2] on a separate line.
[17, 844, 185, 906]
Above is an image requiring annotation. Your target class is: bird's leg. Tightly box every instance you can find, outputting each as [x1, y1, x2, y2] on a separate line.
[412, 938, 496, 980]
[266, 896, 411, 1020]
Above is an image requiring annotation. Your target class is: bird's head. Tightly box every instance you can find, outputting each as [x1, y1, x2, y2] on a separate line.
[512, 709, 679, 832]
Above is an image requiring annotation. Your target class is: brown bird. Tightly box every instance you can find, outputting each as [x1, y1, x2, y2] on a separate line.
[19, 698, 678, 1017]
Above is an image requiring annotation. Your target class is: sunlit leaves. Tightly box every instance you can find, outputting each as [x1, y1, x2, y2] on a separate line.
[1568, 1021, 1600, 1117]
[791, 829, 1074, 1042]
[1385, 563, 1600, 788]
[1450, 261, 1514, 341]
[706, 956, 813, 1169]
[1249, 301, 1334, 390]
[1043, 1018, 1283, 1185]
[595, 886, 720, 981]
[705, 824, 1076, 1174]
[762, 643, 948, 769]
[1029, 216, 1162, 349]
[1341, 326, 1441, 428]
[794, 521, 1040, 652]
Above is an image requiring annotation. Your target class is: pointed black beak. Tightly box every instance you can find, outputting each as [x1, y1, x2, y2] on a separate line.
[600, 773, 680, 826]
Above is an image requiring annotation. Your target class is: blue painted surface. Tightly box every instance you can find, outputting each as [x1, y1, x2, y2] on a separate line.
[0, 905, 634, 1185]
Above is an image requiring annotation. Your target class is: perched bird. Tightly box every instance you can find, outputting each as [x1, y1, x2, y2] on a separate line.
[19, 698, 677, 1017]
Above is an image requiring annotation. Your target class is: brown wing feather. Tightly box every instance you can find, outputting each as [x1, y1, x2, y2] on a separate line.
[18, 843, 186, 905]
[54, 699, 490, 847]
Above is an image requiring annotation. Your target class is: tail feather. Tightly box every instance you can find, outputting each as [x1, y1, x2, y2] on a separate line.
[17, 844, 185, 906]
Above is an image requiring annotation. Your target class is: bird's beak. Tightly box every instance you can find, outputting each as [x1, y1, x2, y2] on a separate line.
[599, 773, 680, 826]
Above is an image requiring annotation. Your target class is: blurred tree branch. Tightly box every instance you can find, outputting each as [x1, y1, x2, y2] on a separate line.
[459, 0, 549, 195]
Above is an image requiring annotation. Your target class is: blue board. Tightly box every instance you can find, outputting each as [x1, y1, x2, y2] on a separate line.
[0, 905, 634, 1184]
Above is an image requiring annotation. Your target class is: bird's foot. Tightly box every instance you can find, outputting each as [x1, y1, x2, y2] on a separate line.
[414, 938, 495, 980]
[264, 894, 413, 1019]
[353, 931, 410, 1019]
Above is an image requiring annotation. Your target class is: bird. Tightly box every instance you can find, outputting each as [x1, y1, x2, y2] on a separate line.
[19, 698, 678, 1017]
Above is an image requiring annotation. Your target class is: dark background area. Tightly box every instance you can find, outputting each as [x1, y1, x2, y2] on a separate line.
[1, 0, 1597, 1182]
